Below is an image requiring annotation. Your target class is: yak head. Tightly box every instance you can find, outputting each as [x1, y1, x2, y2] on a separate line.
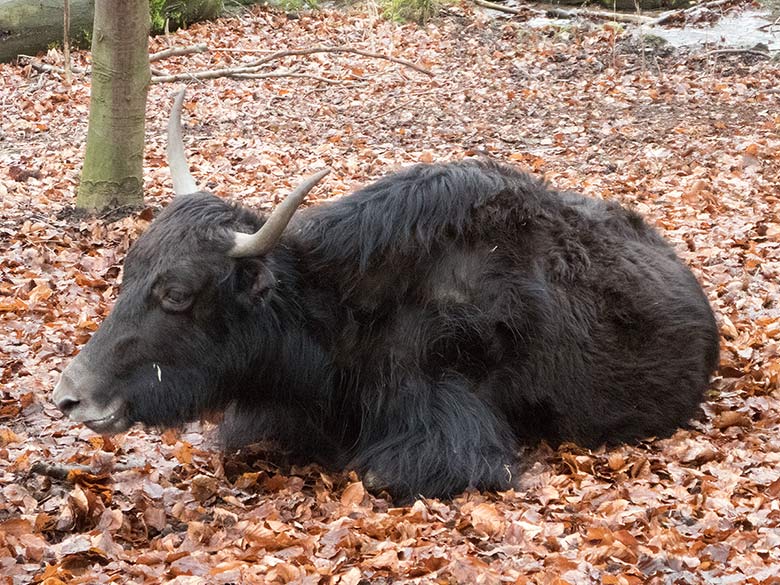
[52, 90, 329, 434]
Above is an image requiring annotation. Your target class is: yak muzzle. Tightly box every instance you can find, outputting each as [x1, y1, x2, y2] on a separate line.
[53, 358, 130, 434]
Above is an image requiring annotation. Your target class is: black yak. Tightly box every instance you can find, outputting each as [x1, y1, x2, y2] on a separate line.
[54, 90, 719, 501]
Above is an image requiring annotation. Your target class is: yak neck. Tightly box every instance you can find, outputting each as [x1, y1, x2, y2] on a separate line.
[240, 240, 338, 406]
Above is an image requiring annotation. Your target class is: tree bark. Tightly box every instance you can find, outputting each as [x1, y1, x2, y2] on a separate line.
[76, 0, 150, 212]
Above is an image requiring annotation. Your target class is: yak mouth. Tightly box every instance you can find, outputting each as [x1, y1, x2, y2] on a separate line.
[83, 405, 132, 435]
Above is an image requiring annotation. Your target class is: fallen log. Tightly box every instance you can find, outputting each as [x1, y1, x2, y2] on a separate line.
[0, 0, 225, 63]
[0, 0, 94, 64]
[473, 0, 653, 25]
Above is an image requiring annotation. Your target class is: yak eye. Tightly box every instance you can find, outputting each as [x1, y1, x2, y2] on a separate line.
[161, 287, 192, 312]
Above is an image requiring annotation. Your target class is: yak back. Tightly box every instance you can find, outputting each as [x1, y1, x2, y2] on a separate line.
[286, 159, 717, 447]
[293, 159, 666, 311]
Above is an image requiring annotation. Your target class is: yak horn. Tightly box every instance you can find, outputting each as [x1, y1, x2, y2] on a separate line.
[229, 168, 330, 258]
[168, 89, 198, 196]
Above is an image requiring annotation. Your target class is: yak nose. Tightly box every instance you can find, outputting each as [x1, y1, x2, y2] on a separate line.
[53, 369, 82, 414]
[52, 358, 99, 417]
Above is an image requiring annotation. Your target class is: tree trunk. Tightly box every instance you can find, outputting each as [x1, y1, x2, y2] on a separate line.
[0, 0, 94, 63]
[76, 0, 150, 212]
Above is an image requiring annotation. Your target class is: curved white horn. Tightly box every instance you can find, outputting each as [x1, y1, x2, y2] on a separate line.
[168, 89, 198, 196]
[229, 169, 330, 258]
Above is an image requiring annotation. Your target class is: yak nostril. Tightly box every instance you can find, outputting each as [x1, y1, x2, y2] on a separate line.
[56, 396, 80, 414]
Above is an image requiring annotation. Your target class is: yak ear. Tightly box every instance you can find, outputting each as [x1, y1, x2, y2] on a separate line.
[233, 258, 276, 304]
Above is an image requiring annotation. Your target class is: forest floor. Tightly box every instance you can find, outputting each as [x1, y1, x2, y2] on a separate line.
[1, 2, 780, 584]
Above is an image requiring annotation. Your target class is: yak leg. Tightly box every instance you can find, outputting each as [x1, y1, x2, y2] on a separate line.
[220, 401, 341, 467]
[351, 376, 517, 502]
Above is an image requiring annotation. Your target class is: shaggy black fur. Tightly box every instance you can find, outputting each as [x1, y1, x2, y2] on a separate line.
[73, 159, 719, 501]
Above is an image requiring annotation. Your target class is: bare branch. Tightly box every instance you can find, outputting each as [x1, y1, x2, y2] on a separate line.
[472, 0, 652, 24]
[706, 48, 771, 58]
[546, 6, 651, 24]
[150, 43, 209, 63]
[18, 57, 85, 76]
[27, 43, 434, 85]
[152, 68, 347, 84]
[232, 72, 346, 84]
[240, 46, 434, 77]
[472, 0, 531, 15]
[63, 0, 72, 83]
[31, 462, 93, 480]
[151, 65, 259, 83]
[30, 461, 131, 481]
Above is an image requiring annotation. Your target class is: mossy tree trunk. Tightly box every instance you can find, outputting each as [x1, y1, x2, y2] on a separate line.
[76, 0, 150, 212]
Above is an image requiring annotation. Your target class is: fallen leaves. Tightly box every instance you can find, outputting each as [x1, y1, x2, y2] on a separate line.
[712, 410, 752, 431]
[468, 502, 506, 538]
[1, 1, 779, 583]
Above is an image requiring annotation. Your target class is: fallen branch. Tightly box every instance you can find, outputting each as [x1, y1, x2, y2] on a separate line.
[241, 46, 434, 77]
[547, 7, 651, 24]
[24, 60, 66, 75]
[706, 48, 771, 58]
[19, 43, 206, 77]
[151, 68, 349, 84]
[26, 43, 434, 85]
[20, 58, 86, 76]
[151, 45, 434, 84]
[756, 15, 779, 32]
[150, 65, 260, 83]
[232, 72, 346, 84]
[150, 43, 208, 63]
[650, 0, 737, 26]
[472, 0, 529, 15]
[30, 461, 125, 480]
[473, 0, 652, 25]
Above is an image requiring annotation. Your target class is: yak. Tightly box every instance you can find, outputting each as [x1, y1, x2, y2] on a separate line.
[53, 90, 719, 502]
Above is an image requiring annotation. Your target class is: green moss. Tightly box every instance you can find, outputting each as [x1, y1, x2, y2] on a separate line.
[75, 28, 92, 48]
[149, 0, 224, 34]
[381, 0, 445, 24]
[150, 0, 170, 32]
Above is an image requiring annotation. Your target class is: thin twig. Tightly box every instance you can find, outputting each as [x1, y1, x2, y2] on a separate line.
[152, 68, 349, 84]
[243, 46, 434, 77]
[26, 43, 435, 85]
[211, 47, 277, 53]
[151, 45, 434, 83]
[150, 65, 260, 83]
[20, 44, 208, 79]
[63, 0, 72, 83]
[756, 15, 780, 32]
[150, 43, 208, 62]
[232, 72, 346, 84]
